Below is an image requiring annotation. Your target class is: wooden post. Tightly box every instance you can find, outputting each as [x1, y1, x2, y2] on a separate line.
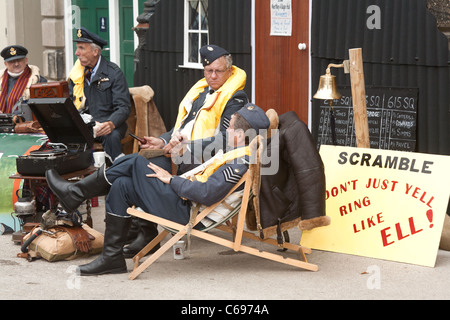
[349, 48, 370, 148]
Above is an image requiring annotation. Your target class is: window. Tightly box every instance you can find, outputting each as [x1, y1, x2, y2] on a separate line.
[183, 0, 209, 69]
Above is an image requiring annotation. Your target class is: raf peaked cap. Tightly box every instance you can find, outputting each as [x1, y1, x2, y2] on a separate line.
[74, 27, 107, 49]
[1, 45, 28, 62]
[237, 103, 270, 131]
[200, 45, 230, 66]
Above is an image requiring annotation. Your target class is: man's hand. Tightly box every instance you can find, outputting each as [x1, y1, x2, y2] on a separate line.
[95, 121, 115, 137]
[163, 131, 188, 154]
[140, 136, 165, 150]
[146, 162, 172, 184]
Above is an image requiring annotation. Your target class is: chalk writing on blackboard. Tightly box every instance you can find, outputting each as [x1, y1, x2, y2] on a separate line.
[314, 86, 418, 152]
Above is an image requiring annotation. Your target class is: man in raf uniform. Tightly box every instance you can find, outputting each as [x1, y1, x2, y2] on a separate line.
[68, 27, 131, 163]
[46, 103, 270, 276]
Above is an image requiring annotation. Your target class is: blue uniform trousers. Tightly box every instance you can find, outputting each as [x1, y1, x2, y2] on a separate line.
[104, 153, 191, 225]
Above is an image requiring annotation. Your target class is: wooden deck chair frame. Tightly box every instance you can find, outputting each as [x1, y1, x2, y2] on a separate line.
[126, 137, 318, 280]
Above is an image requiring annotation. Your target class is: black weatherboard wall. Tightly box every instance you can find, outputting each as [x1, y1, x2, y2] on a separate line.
[311, 0, 450, 155]
[134, 0, 252, 130]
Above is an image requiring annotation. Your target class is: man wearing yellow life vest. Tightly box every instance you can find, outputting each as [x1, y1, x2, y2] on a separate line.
[142, 45, 248, 160]
[46, 103, 269, 276]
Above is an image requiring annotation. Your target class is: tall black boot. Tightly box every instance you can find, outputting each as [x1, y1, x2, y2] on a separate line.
[123, 219, 160, 258]
[78, 213, 131, 276]
[45, 164, 110, 213]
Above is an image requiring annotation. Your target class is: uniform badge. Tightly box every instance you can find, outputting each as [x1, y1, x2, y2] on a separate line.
[10, 47, 16, 56]
[207, 46, 214, 51]
[223, 167, 242, 184]
[77, 29, 83, 38]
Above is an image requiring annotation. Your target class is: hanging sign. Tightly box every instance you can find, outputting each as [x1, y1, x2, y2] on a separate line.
[270, 0, 292, 36]
[301, 145, 450, 267]
[100, 17, 107, 32]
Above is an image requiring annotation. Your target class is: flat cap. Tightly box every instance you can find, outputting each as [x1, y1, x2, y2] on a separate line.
[237, 103, 270, 131]
[1, 45, 28, 62]
[74, 27, 107, 49]
[200, 45, 229, 66]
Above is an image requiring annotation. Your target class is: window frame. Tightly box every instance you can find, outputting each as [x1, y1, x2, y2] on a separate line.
[181, 0, 209, 70]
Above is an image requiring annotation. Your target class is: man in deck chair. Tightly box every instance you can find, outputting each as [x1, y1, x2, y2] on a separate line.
[45, 103, 269, 276]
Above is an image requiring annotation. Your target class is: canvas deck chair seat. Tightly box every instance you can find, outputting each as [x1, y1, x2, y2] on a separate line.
[127, 109, 327, 280]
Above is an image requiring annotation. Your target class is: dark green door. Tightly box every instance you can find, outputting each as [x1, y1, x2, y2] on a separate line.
[72, 0, 110, 61]
[119, 0, 135, 87]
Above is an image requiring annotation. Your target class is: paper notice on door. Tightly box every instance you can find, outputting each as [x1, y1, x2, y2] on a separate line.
[270, 0, 292, 36]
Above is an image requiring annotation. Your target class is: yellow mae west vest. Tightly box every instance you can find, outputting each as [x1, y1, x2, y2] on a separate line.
[189, 146, 250, 183]
[68, 59, 86, 110]
[173, 66, 246, 141]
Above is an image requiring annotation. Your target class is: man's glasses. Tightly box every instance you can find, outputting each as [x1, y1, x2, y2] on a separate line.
[204, 68, 229, 76]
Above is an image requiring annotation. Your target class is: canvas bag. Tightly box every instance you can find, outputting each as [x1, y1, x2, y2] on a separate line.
[20, 224, 104, 262]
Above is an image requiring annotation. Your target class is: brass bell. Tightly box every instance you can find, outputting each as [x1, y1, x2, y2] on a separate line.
[313, 68, 342, 100]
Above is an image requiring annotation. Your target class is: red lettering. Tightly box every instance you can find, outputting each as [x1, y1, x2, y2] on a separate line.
[409, 217, 423, 235]
[339, 206, 348, 216]
[381, 227, 394, 247]
[395, 222, 410, 240]
[367, 216, 375, 228]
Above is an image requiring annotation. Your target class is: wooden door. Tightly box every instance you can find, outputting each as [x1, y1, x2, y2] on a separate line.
[254, 0, 310, 124]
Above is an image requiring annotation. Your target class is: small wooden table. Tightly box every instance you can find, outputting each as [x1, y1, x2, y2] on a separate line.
[9, 166, 97, 227]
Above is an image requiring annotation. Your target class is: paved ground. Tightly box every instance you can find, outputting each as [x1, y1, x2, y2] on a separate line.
[1, 197, 449, 303]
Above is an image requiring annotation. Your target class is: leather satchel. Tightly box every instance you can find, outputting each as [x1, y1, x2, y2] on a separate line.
[14, 120, 43, 134]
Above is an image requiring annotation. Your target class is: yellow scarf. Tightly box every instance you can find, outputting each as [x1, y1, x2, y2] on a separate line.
[191, 146, 250, 183]
[173, 66, 246, 140]
[68, 59, 86, 110]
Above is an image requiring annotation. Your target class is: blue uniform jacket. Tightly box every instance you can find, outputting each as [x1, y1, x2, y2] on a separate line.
[69, 57, 131, 129]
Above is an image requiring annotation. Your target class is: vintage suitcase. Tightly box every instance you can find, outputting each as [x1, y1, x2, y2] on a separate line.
[16, 97, 94, 176]
[30, 81, 69, 99]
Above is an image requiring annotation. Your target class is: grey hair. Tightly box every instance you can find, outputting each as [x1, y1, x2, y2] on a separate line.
[90, 43, 103, 55]
[223, 54, 233, 70]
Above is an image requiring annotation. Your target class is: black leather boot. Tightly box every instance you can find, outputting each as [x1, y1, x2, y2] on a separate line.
[45, 164, 110, 213]
[78, 213, 131, 276]
[123, 219, 160, 258]
[126, 218, 140, 244]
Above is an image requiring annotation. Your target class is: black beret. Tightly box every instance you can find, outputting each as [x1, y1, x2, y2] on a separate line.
[237, 103, 270, 131]
[1, 45, 28, 62]
[200, 45, 230, 66]
[74, 27, 108, 49]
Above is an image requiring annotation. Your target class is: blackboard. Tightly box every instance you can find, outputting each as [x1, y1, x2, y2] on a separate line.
[314, 86, 418, 151]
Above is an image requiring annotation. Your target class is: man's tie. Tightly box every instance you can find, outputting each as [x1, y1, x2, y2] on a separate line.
[84, 67, 92, 81]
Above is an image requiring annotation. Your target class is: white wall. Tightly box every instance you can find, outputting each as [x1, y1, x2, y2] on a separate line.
[0, 1, 7, 52]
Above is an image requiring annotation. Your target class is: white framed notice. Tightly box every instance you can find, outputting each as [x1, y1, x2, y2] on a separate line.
[270, 0, 292, 36]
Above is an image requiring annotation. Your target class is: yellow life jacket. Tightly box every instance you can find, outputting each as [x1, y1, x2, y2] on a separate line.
[173, 66, 246, 140]
[191, 146, 250, 183]
[68, 59, 86, 110]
